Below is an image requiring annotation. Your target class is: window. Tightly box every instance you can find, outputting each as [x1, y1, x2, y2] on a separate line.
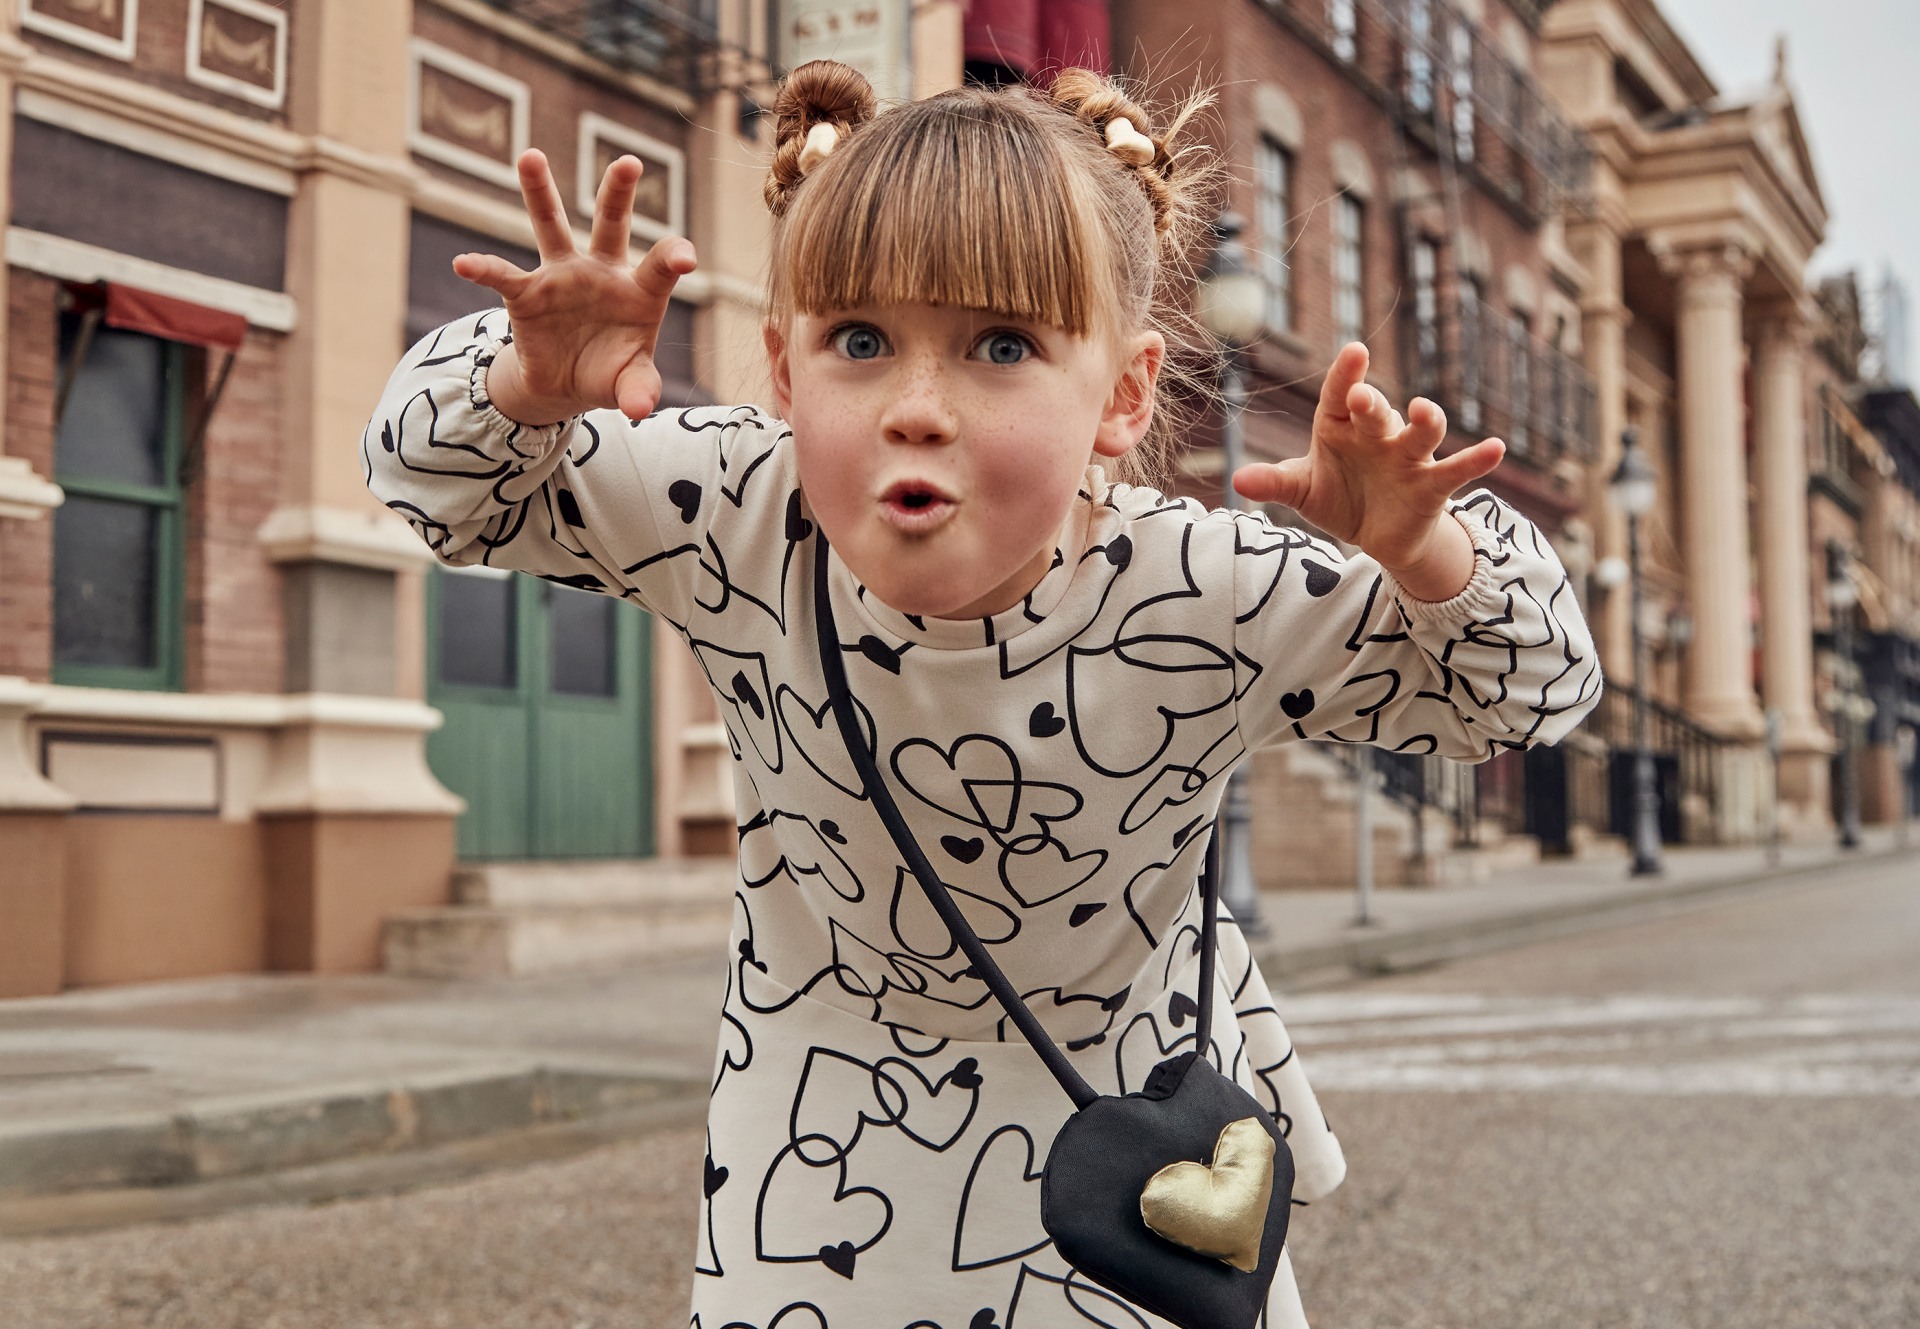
[1412, 238, 1440, 379]
[1406, 0, 1434, 112]
[1450, 21, 1476, 162]
[1508, 309, 1532, 453]
[1329, 0, 1357, 62]
[1256, 137, 1293, 335]
[439, 565, 518, 690]
[51, 311, 190, 690]
[1333, 193, 1366, 347]
[1459, 275, 1483, 431]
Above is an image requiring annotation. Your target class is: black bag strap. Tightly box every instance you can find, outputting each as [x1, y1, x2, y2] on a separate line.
[811, 535, 1221, 1112]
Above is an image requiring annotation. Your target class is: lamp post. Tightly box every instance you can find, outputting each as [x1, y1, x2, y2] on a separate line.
[1610, 427, 1662, 876]
[1196, 213, 1268, 937]
[1826, 539, 1863, 851]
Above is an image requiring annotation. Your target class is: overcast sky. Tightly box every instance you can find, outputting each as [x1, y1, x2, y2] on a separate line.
[1658, 0, 1915, 352]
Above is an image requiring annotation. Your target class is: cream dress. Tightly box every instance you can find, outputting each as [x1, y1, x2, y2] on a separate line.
[365, 311, 1602, 1329]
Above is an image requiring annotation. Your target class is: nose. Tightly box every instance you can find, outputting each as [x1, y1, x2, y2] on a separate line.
[880, 361, 958, 447]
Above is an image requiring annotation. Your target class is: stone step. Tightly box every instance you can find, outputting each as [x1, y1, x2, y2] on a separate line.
[383, 897, 734, 980]
[452, 857, 737, 907]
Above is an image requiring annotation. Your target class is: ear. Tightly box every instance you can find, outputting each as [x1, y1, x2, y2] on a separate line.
[764, 321, 793, 418]
[1092, 331, 1164, 460]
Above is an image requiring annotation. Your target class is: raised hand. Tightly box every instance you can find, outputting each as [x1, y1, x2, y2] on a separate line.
[1231, 342, 1505, 602]
[452, 148, 698, 425]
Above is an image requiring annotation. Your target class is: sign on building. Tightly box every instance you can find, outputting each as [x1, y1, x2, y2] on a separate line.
[780, 0, 910, 104]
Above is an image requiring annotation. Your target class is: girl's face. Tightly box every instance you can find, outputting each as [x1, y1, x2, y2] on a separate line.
[767, 302, 1162, 620]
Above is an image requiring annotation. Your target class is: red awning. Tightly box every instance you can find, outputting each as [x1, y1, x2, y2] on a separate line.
[104, 283, 247, 352]
[1039, 0, 1111, 77]
[964, 0, 1040, 73]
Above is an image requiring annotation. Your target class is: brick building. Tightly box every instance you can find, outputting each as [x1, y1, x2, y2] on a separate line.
[0, 0, 812, 997]
[1110, 0, 1598, 882]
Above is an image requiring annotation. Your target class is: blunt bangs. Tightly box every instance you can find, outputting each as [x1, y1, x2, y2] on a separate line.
[771, 94, 1112, 336]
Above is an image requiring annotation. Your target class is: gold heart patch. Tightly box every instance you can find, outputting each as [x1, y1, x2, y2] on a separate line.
[1138, 1117, 1276, 1272]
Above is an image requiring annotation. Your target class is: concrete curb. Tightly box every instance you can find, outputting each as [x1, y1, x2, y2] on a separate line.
[0, 1064, 701, 1205]
[1253, 844, 1911, 985]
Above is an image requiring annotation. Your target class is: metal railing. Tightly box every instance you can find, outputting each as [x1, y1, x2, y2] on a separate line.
[487, 0, 722, 85]
[1257, 0, 1591, 216]
[1577, 683, 1740, 844]
[1409, 294, 1598, 466]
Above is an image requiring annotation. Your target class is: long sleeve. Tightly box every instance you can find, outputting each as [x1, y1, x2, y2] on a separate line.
[1230, 488, 1602, 760]
[361, 308, 793, 627]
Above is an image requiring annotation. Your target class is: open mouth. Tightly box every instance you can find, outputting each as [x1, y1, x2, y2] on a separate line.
[880, 480, 958, 531]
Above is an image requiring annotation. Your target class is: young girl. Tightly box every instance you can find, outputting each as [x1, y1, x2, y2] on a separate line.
[365, 61, 1600, 1329]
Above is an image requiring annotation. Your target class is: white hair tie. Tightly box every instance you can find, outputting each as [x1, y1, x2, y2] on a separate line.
[799, 121, 841, 174]
[1104, 116, 1155, 167]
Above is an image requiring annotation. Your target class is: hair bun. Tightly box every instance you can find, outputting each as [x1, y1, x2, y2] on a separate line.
[765, 60, 879, 216]
[1043, 68, 1190, 238]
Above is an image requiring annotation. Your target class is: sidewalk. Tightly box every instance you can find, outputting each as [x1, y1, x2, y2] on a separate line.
[0, 828, 1909, 1233]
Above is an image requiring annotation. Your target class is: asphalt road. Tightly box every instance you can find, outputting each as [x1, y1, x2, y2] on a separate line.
[1, 853, 1914, 1329]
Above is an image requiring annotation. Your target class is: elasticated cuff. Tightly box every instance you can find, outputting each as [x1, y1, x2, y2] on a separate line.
[469, 331, 579, 452]
[1379, 504, 1508, 628]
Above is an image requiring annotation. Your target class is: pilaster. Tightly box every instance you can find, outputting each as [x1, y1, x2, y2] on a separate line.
[266, 0, 459, 965]
[1655, 235, 1765, 738]
[1572, 216, 1632, 682]
[0, 676, 76, 997]
[1750, 304, 1833, 804]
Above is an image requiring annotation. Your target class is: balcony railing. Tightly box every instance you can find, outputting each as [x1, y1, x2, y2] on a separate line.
[487, 0, 722, 85]
[1258, 0, 1591, 217]
[1406, 292, 1597, 466]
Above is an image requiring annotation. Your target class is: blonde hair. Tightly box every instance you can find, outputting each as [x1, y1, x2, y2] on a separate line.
[763, 61, 1221, 488]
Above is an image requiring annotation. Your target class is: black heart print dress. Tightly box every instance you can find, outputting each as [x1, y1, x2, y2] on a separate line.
[365, 311, 1603, 1329]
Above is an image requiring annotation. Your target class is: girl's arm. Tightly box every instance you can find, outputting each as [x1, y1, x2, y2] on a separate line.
[361, 148, 784, 624]
[1229, 489, 1600, 758]
[362, 309, 783, 625]
[1227, 344, 1600, 757]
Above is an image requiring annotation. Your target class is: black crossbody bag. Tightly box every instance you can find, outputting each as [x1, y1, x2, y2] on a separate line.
[811, 540, 1294, 1329]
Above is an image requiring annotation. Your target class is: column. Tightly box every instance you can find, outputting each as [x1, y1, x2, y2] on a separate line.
[1573, 217, 1632, 682]
[1663, 240, 1764, 737]
[914, 0, 966, 96]
[1751, 308, 1832, 826]
[261, 0, 461, 974]
[0, 0, 74, 998]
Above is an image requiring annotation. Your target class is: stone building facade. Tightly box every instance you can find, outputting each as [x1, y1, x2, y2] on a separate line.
[0, 0, 806, 996]
[1110, 0, 1600, 883]
[1539, 0, 1834, 841]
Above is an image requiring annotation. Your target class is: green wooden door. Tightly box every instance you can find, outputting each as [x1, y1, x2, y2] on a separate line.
[427, 566, 655, 860]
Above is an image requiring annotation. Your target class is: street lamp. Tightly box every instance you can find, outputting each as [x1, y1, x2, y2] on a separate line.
[1196, 213, 1267, 937]
[1826, 539, 1863, 851]
[1610, 427, 1662, 876]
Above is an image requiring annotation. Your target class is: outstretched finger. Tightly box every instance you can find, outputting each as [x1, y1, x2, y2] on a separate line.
[1346, 381, 1401, 441]
[1395, 397, 1448, 457]
[1316, 342, 1370, 423]
[589, 156, 641, 263]
[516, 149, 576, 263]
[627, 235, 699, 357]
[1432, 437, 1506, 493]
[1231, 457, 1311, 509]
[452, 252, 533, 301]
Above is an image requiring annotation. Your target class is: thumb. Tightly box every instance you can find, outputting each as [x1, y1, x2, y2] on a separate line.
[1232, 458, 1310, 509]
[613, 357, 663, 422]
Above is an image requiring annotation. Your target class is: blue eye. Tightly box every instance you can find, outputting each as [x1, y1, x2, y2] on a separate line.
[830, 325, 888, 360]
[975, 331, 1033, 365]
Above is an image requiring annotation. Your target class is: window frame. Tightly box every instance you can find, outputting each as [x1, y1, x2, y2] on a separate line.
[1412, 236, 1440, 378]
[50, 316, 190, 693]
[1333, 191, 1366, 348]
[1255, 135, 1294, 336]
[1406, 0, 1435, 112]
[1459, 274, 1484, 432]
[1328, 0, 1357, 62]
[1508, 307, 1532, 453]
[1450, 20, 1476, 163]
